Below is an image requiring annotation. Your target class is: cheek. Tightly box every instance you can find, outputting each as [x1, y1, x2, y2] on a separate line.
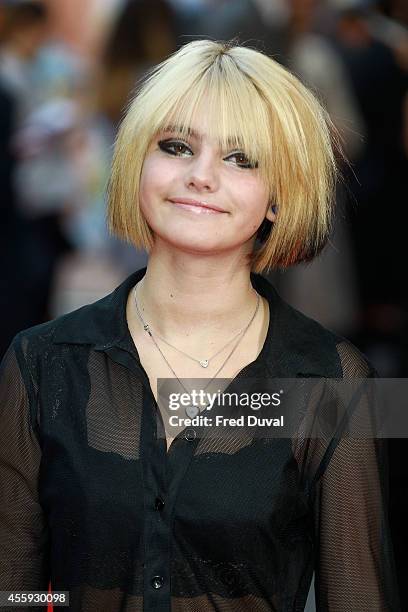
[233, 179, 269, 228]
[140, 158, 162, 200]
[139, 170, 151, 214]
[139, 157, 171, 215]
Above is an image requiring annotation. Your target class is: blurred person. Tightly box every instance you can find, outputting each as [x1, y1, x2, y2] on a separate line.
[0, 80, 15, 235]
[170, 0, 289, 59]
[329, 2, 408, 607]
[0, 78, 20, 358]
[0, 2, 92, 357]
[0, 0, 48, 117]
[0, 39, 400, 611]
[329, 0, 408, 375]
[391, 0, 408, 27]
[266, 0, 365, 338]
[100, 0, 177, 127]
[165, 0, 212, 38]
[366, 6, 408, 70]
[0, 2, 9, 43]
[0, 1, 56, 358]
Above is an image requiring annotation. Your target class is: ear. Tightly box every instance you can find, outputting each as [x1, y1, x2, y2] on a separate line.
[265, 203, 277, 223]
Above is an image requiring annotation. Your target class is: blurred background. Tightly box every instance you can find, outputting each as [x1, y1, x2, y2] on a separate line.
[0, 0, 406, 608]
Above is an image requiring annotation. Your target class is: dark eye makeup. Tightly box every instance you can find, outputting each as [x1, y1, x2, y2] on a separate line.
[158, 139, 192, 157]
[225, 152, 258, 169]
[157, 138, 258, 169]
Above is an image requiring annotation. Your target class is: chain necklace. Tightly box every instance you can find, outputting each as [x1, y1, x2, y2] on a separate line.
[134, 284, 250, 369]
[133, 283, 260, 418]
[147, 324, 243, 369]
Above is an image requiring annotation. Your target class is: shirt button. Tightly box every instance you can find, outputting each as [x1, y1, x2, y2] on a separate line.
[154, 496, 165, 511]
[151, 575, 164, 589]
[184, 428, 196, 441]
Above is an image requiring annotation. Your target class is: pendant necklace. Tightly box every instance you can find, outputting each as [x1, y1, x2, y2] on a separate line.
[134, 287, 249, 369]
[133, 283, 260, 418]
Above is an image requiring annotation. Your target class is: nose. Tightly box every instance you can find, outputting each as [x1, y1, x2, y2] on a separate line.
[185, 150, 219, 193]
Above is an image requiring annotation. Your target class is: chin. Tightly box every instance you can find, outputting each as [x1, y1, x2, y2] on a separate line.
[155, 233, 254, 259]
[148, 218, 254, 255]
[164, 235, 226, 254]
[149, 220, 221, 250]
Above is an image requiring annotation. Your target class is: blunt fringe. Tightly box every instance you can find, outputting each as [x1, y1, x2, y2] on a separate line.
[107, 39, 342, 272]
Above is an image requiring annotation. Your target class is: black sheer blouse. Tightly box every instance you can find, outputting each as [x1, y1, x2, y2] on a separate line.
[0, 268, 399, 611]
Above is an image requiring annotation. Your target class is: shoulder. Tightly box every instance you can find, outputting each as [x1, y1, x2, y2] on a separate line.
[13, 302, 98, 352]
[8, 307, 93, 383]
[12, 269, 144, 359]
[254, 274, 375, 378]
[284, 300, 374, 377]
[10, 291, 121, 370]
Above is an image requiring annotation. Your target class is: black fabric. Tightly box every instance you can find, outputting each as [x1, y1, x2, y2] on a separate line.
[0, 268, 399, 611]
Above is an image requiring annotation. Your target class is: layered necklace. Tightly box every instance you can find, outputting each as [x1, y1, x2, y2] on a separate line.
[133, 282, 260, 418]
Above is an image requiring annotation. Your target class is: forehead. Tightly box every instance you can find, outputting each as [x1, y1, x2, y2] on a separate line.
[153, 97, 258, 149]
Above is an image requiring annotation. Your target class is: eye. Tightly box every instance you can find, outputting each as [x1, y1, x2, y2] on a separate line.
[158, 139, 193, 157]
[225, 151, 258, 169]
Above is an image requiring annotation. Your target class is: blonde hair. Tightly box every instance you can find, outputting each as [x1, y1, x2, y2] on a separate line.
[107, 39, 341, 272]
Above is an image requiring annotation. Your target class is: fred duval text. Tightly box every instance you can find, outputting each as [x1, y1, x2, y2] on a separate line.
[168, 415, 284, 428]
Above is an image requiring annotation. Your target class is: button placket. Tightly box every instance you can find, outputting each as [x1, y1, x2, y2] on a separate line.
[151, 575, 164, 589]
[141, 391, 202, 610]
[140, 393, 171, 609]
[184, 428, 196, 441]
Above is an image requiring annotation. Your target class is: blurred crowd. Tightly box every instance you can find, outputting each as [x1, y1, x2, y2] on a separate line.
[0, 0, 407, 604]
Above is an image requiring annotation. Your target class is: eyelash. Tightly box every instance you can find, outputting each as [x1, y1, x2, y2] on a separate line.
[157, 139, 258, 169]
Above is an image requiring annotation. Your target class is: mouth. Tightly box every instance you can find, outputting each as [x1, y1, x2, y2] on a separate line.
[168, 197, 227, 214]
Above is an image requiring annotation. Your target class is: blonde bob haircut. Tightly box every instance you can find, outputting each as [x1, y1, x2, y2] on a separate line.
[107, 39, 342, 272]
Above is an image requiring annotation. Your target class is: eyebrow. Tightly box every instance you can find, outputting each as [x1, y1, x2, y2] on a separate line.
[161, 125, 243, 149]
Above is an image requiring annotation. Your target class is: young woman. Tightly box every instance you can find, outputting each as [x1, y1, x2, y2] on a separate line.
[0, 40, 399, 611]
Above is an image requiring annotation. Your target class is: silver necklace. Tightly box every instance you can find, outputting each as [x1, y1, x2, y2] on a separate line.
[133, 284, 258, 368]
[133, 283, 260, 418]
[147, 325, 243, 369]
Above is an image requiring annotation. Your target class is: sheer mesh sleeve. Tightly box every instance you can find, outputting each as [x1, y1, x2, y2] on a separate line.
[0, 337, 50, 610]
[313, 341, 400, 611]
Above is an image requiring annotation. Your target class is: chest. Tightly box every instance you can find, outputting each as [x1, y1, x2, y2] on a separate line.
[127, 302, 269, 451]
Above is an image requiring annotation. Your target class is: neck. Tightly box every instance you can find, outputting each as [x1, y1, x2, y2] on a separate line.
[134, 244, 259, 339]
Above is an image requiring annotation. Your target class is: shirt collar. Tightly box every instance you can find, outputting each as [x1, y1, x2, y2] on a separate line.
[51, 267, 336, 376]
[51, 268, 280, 354]
[52, 268, 146, 351]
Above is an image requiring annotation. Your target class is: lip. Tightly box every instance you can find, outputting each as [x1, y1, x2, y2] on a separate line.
[168, 197, 227, 214]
